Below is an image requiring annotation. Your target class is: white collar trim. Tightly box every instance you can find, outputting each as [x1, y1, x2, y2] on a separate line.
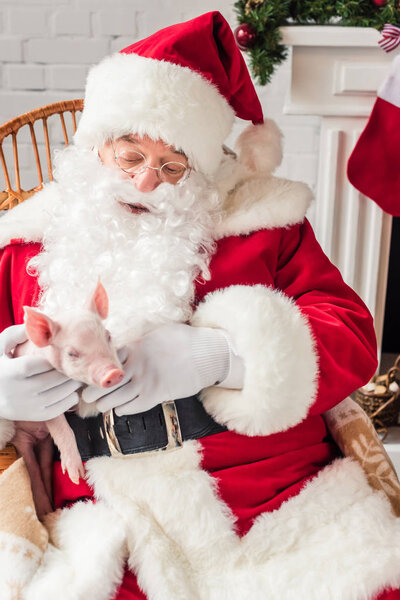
[0, 174, 312, 250]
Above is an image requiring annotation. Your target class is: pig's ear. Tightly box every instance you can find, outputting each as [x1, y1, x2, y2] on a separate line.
[86, 279, 108, 319]
[23, 307, 60, 348]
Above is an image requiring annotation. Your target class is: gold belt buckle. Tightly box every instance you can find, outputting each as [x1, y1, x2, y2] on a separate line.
[103, 400, 183, 458]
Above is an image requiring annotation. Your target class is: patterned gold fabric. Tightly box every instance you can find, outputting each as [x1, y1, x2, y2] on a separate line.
[324, 397, 400, 517]
[0, 458, 49, 597]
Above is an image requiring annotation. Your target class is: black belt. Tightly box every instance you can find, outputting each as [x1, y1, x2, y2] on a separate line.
[55, 395, 226, 461]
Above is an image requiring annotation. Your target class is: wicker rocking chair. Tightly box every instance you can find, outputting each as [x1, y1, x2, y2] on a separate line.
[0, 98, 83, 211]
[0, 101, 400, 522]
[0, 99, 83, 470]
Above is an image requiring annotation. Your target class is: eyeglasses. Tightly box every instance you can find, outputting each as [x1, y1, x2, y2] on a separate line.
[111, 141, 190, 185]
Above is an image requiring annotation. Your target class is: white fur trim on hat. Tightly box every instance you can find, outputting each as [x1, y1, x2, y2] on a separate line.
[190, 284, 318, 436]
[74, 52, 235, 177]
[213, 119, 312, 238]
[236, 120, 283, 175]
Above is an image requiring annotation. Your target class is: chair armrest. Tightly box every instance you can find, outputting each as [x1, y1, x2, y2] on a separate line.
[0, 444, 18, 475]
[324, 397, 400, 517]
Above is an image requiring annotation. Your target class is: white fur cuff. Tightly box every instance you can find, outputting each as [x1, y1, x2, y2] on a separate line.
[191, 285, 318, 436]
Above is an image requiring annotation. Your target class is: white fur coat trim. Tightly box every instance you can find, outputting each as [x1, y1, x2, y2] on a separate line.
[0, 174, 311, 251]
[191, 284, 318, 436]
[217, 171, 313, 238]
[0, 183, 61, 249]
[24, 447, 400, 600]
[26, 501, 127, 600]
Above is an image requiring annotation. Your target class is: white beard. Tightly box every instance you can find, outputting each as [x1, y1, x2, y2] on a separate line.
[28, 146, 221, 346]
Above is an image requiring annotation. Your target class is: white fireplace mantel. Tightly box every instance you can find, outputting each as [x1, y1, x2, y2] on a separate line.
[280, 26, 390, 116]
[281, 25, 380, 46]
[280, 25, 394, 355]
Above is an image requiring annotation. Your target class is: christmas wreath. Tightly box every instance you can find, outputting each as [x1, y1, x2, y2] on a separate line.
[235, 0, 400, 85]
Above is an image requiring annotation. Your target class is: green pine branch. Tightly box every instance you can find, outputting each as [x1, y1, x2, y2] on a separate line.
[234, 0, 400, 85]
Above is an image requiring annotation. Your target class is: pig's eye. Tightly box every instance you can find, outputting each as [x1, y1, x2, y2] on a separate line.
[66, 348, 80, 359]
[105, 330, 112, 343]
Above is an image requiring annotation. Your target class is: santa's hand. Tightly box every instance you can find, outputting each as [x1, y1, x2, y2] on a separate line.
[81, 323, 244, 416]
[0, 324, 81, 421]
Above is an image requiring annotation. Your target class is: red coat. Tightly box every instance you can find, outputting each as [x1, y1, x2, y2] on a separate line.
[0, 175, 398, 600]
[1, 220, 372, 528]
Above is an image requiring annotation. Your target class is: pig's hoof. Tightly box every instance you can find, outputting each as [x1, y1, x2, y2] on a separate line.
[63, 461, 85, 485]
[68, 471, 81, 485]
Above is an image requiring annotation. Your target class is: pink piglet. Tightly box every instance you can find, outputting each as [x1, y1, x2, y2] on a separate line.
[11, 280, 124, 517]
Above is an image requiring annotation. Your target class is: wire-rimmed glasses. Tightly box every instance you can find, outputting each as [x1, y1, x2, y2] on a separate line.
[111, 140, 190, 185]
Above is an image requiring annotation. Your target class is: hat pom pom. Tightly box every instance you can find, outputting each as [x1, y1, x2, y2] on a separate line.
[235, 120, 283, 175]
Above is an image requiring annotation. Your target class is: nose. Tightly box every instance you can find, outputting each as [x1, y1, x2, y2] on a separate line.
[132, 167, 160, 192]
[100, 368, 125, 388]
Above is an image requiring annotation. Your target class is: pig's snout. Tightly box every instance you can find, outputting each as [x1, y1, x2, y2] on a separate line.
[88, 361, 124, 388]
[100, 368, 125, 388]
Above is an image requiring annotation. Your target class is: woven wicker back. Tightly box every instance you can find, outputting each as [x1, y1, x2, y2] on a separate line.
[0, 99, 83, 211]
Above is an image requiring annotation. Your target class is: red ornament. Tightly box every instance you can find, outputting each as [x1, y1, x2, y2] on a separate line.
[234, 23, 257, 51]
[372, 0, 387, 6]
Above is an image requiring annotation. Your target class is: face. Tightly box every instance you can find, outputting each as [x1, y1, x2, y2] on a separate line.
[98, 134, 190, 197]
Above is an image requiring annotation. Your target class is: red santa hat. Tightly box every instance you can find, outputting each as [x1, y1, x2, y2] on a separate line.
[74, 11, 265, 177]
[347, 55, 400, 217]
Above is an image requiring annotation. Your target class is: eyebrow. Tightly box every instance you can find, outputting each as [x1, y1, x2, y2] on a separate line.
[120, 135, 139, 143]
[119, 135, 187, 159]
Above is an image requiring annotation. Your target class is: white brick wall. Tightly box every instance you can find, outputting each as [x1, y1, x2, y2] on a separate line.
[46, 65, 88, 90]
[5, 64, 45, 89]
[0, 0, 320, 193]
[93, 10, 137, 36]
[25, 39, 110, 63]
[0, 38, 22, 62]
[52, 10, 91, 36]
[8, 8, 49, 36]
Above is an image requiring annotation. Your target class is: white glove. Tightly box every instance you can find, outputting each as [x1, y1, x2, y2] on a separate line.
[0, 324, 81, 421]
[82, 323, 244, 416]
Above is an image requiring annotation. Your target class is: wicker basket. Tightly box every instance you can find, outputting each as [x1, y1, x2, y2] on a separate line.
[355, 356, 400, 439]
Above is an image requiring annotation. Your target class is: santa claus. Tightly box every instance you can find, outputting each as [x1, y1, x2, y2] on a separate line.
[0, 11, 399, 600]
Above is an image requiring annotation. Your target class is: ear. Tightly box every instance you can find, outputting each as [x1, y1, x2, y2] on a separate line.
[23, 307, 60, 348]
[86, 279, 109, 320]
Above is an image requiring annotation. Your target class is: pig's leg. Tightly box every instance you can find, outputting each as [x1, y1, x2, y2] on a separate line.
[46, 415, 85, 484]
[12, 435, 53, 518]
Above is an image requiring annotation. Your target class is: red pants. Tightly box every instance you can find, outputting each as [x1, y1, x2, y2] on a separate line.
[53, 422, 400, 600]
